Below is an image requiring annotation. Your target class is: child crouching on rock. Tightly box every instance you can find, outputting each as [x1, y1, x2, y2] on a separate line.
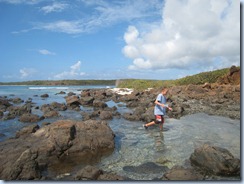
[143, 88, 172, 130]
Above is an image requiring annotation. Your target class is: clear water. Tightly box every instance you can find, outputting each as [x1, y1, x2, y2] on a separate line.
[0, 86, 240, 180]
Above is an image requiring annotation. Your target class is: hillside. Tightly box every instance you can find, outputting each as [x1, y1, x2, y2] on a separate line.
[117, 66, 240, 90]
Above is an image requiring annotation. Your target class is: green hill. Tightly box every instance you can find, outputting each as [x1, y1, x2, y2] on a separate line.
[117, 67, 233, 90]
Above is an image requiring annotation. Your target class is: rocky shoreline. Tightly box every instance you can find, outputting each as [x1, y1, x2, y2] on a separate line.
[0, 68, 240, 181]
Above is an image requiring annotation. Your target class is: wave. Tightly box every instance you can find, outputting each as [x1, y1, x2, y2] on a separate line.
[28, 87, 69, 90]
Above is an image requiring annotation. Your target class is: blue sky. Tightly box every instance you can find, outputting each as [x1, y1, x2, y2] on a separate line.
[0, 0, 240, 82]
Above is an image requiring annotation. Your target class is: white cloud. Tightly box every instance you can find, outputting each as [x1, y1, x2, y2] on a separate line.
[35, 20, 84, 34]
[19, 68, 37, 78]
[38, 49, 56, 55]
[20, 0, 163, 34]
[54, 61, 86, 79]
[40, 2, 68, 14]
[123, 0, 240, 71]
[0, 0, 43, 4]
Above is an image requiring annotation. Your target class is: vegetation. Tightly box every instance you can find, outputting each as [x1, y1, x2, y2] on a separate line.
[117, 67, 231, 90]
[0, 67, 237, 90]
[0, 80, 116, 86]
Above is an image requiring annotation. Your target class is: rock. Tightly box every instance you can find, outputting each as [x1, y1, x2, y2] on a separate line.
[50, 102, 67, 111]
[7, 103, 32, 117]
[15, 124, 40, 138]
[98, 172, 125, 180]
[74, 165, 102, 180]
[19, 113, 42, 123]
[99, 111, 113, 120]
[0, 149, 41, 180]
[0, 111, 3, 117]
[56, 91, 66, 95]
[79, 97, 94, 106]
[122, 112, 140, 121]
[190, 144, 240, 176]
[93, 100, 108, 109]
[65, 95, 81, 105]
[0, 119, 115, 180]
[67, 92, 76, 96]
[41, 94, 49, 98]
[163, 166, 204, 180]
[43, 110, 60, 118]
[74, 165, 125, 181]
[10, 97, 24, 104]
[0, 97, 12, 108]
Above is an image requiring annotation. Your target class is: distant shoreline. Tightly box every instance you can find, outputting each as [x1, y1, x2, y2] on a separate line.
[0, 79, 116, 86]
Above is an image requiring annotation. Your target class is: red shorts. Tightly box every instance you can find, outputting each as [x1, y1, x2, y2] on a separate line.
[155, 115, 164, 124]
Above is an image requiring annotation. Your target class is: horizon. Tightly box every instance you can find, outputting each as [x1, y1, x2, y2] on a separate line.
[0, 65, 235, 84]
[0, 0, 240, 82]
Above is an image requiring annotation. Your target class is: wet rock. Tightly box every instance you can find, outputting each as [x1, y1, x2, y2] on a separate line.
[10, 97, 24, 104]
[141, 106, 154, 123]
[74, 165, 102, 180]
[15, 124, 40, 138]
[19, 113, 42, 123]
[67, 92, 76, 96]
[8, 149, 41, 180]
[122, 112, 140, 121]
[99, 111, 113, 120]
[0, 111, 3, 117]
[56, 91, 66, 95]
[81, 111, 93, 121]
[190, 144, 240, 176]
[74, 165, 125, 181]
[123, 162, 168, 174]
[79, 96, 94, 106]
[43, 110, 60, 118]
[98, 173, 125, 180]
[41, 94, 49, 98]
[7, 103, 32, 117]
[0, 97, 12, 108]
[93, 100, 108, 109]
[65, 95, 81, 106]
[50, 102, 67, 111]
[0, 119, 115, 180]
[163, 166, 204, 180]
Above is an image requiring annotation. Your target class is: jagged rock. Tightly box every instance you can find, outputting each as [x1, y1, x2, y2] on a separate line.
[43, 110, 60, 118]
[0, 119, 115, 180]
[65, 95, 81, 105]
[15, 124, 40, 138]
[99, 111, 113, 120]
[190, 144, 240, 176]
[18, 113, 42, 123]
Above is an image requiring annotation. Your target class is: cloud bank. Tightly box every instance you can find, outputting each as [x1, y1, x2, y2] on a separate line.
[123, 0, 240, 72]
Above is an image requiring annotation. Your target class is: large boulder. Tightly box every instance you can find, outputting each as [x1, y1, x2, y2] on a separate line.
[0, 119, 115, 180]
[190, 144, 240, 176]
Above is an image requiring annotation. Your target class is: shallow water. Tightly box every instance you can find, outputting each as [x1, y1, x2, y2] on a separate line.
[0, 86, 240, 180]
[98, 113, 240, 180]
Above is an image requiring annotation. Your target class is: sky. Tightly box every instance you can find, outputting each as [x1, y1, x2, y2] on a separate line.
[0, 0, 240, 82]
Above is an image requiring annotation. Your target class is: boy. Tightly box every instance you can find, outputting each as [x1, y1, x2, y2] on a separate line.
[143, 88, 172, 130]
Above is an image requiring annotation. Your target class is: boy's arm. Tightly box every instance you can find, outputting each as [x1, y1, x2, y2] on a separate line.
[154, 99, 172, 110]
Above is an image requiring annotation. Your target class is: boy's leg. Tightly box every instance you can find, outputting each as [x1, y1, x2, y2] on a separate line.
[143, 121, 155, 129]
[145, 121, 155, 127]
[159, 116, 165, 131]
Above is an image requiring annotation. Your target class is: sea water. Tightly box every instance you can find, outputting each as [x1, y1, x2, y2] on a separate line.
[0, 85, 241, 180]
